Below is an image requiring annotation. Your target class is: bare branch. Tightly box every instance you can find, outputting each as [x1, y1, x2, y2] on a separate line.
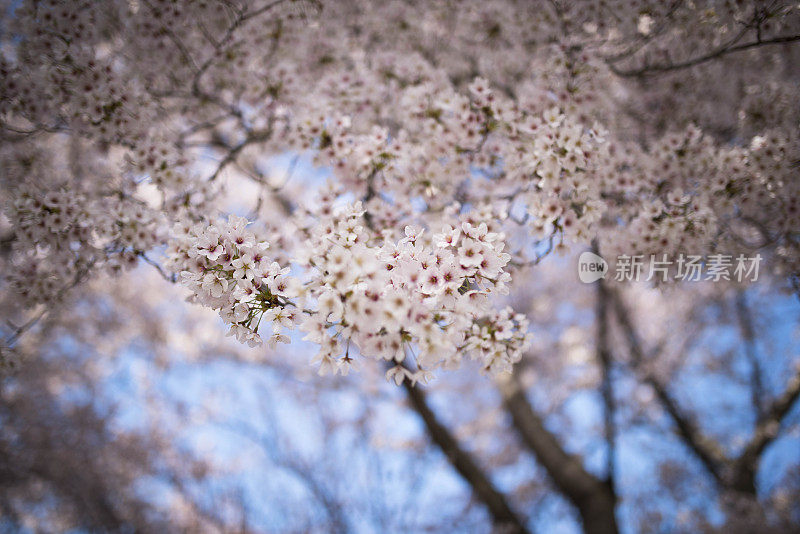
[218, 418, 350, 534]
[208, 125, 273, 182]
[596, 278, 617, 494]
[3, 261, 95, 349]
[730, 364, 800, 493]
[400, 370, 529, 533]
[609, 288, 729, 484]
[139, 252, 177, 283]
[498, 371, 619, 534]
[735, 291, 764, 417]
[610, 34, 800, 77]
[190, 0, 290, 98]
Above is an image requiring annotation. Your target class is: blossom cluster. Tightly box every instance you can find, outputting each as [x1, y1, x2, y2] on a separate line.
[165, 205, 530, 383]
[166, 215, 301, 348]
[598, 125, 800, 282]
[6, 182, 162, 305]
[298, 202, 530, 382]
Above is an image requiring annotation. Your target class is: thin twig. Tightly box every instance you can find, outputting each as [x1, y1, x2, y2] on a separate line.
[735, 291, 764, 417]
[139, 252, 177, 283]
[611, 34, 800, 77]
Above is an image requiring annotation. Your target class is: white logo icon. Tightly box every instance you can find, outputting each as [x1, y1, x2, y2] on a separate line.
[578, 251, 608, 283]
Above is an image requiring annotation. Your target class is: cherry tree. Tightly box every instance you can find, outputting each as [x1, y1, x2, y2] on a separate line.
[1, 0, 799, 532]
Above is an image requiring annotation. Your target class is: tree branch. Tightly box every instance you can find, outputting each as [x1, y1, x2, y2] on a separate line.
[609, 289, 729, 484]
[735, 291, 764, 418]
[730, 364, 800, 493]
[612, 288, 800, 496]
[190, 0, 290, 97]
[610, 34, 800, 77]
[401, 377, 529, 533]
[208, 126, 273, 182]
[217, 417, 349, 533]
[498, 372, 618, 534]
[596, 279, 617, 495]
